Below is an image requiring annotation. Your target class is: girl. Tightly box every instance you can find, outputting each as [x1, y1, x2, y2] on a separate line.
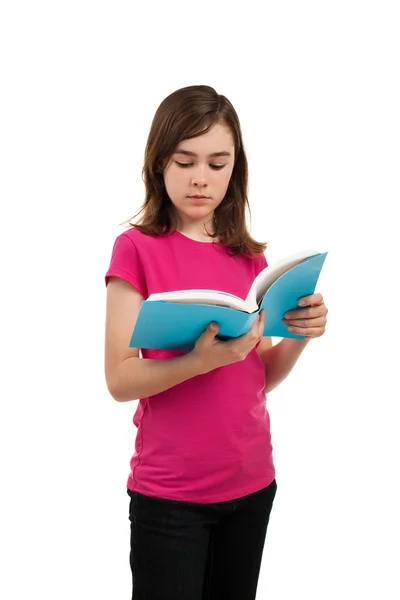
[104, 85, 328, 600]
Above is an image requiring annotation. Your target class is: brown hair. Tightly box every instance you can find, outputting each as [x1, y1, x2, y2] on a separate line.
[122, 85, 267, 256]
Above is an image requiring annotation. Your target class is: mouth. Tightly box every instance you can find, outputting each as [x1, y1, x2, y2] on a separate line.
[189, 195, 208, 199]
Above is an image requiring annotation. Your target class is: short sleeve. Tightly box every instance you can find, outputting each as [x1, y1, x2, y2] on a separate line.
[254, 253, 268, 277]
[105, 233, 148, 297]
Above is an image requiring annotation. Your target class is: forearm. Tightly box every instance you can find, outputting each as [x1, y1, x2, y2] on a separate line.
[107, 353, 204, 402]
[259, 338, 310, 394]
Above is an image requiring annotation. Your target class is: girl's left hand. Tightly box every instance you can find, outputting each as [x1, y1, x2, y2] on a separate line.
[282, 293, 328, 339]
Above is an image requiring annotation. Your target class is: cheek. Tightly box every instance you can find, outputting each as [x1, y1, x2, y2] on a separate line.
[164, 168, 184, 191]
[172, 167, 188, 184]
[217, 169, 233, 188]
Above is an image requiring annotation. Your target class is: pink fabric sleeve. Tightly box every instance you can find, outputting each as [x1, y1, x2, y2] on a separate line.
[254, 253, 268, 276]
[105, 233, 148, 297]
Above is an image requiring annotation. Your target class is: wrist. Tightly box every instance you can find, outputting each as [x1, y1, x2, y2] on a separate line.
[283, 337, 310, 349]
[185, 351, 209, 376]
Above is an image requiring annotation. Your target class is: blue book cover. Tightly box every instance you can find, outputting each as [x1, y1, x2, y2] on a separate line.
[129, 251, 328, 353]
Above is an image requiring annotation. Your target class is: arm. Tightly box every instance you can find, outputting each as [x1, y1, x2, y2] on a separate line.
[105, 277, 204, 402]
[256, 336, 310, 394]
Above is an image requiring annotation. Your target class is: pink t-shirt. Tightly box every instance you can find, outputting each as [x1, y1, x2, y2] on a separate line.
[105, 227, 275, 503]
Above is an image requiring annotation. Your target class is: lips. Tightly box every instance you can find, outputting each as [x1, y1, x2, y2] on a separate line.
[190, 195, 208, 199]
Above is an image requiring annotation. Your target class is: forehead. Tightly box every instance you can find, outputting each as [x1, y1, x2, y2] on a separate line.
[176, 124, 234, 156]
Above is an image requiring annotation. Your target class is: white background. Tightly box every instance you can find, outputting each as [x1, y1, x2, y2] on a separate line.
[1, 1, 399, 598]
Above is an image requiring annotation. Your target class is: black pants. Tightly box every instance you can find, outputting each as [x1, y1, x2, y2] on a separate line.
[127, 479, 277, 600]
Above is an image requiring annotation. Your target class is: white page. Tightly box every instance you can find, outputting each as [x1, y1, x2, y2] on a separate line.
[246, 249, 320, 307]
[147, 289, 250, 312]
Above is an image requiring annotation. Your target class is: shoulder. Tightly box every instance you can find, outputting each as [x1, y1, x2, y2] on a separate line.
[115, 226, 151, 247]
[116, 226, 173, 249]
[108, 227, 165, 255]
[106, 227, 153, 296]
[247, 251, 268, 276]
[251, 251, 267, 265]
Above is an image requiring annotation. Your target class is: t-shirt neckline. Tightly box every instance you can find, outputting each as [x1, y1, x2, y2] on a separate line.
[172, 229, 221, 246]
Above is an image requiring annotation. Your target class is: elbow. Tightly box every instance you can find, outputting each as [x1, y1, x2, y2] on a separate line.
[105, 356, 142, 402]
[105, 376, 123, 402]
[106, 382, 138, 403]
[105, 372, 138, 403]
[107, 384, 125, 403]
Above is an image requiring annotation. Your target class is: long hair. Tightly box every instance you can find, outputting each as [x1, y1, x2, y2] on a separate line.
[122, 85, 267, 256]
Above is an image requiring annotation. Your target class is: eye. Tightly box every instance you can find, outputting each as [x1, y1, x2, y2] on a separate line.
[175, 162, 226, 170]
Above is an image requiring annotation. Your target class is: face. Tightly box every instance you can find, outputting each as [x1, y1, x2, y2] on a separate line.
[163, 123, 235, 232]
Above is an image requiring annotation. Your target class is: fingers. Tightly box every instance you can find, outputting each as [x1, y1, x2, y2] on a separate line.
[248, 310, 265, 337]
[287, 325, 325, 338]
[298, 293, 324, 307]
[283, 316, 327, 330]
[247, 310, 265, 345]
[210, 310, 266, 353]
[282, 292, 328, 338]
[223, 311, 263, 352]
[258, 309, 266, 335]
[284, 304, 327, 321]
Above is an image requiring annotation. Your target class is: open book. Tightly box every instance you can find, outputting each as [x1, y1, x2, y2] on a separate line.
[129, 248, 328, 352]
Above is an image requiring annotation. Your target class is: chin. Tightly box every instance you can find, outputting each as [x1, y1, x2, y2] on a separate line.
[181, 204, 211, 214]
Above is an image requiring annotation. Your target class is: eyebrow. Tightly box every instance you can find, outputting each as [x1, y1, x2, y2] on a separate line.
[174, 148, 232, 158]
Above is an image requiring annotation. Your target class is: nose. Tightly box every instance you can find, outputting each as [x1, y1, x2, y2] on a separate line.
[190, 165, 207, 188]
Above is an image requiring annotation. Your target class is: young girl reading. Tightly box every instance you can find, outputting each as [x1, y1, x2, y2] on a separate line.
[104, 85, 328, 600]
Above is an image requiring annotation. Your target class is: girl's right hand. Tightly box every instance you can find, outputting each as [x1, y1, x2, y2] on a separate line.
[190, 309, 267, 374]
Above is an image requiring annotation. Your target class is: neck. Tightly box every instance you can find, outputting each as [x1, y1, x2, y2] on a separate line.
[173, 214, 217, 241]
